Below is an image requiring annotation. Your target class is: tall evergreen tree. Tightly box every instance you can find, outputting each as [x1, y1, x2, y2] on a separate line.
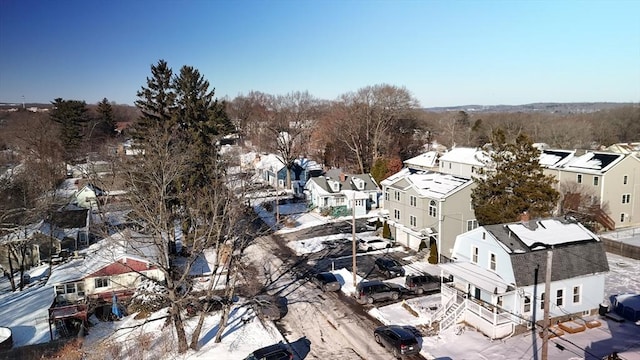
[173, 65, 233, 187]
[49, 98, 88, 162]
[134, 59, 176, 139]
[96, 97, 116, 137]
[471, 129, 559, 225]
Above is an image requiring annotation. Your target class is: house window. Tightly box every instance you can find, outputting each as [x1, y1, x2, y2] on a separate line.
[540, 293, 545, 310]
[593, 176, 599, 186]
[429, 200, 437, 217]
[497, 296, 503, 307]
[448, 163, 451, 169]
[523, 296, 531, 313]
[394, 191, 401, 201]
[472, 246, 478, 263]
[622, 194, 631, 204]
[557, 289, 564, 307]
[410, 215, 416, 227]
[467, 219, 478, 231]
[572, 285, 581, 304]
[577, 174, 582, 184]
[623, 175, 628, 185]
[394, 209, 400, 220]
[489, 253, 496, 271]
[620, 213, 627, 222]
[94, 278, 109, 288]
[385, 192, 389, 201]
[410, 196, 416, 207]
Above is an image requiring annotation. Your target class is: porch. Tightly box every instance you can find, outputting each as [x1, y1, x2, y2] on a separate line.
[440, 283, 517, 339]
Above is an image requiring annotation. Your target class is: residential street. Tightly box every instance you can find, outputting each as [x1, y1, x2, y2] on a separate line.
[245, 234, 424, 360]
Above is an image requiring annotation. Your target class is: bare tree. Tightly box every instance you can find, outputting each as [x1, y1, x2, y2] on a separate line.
[332, 84, 418, 173]
[263, 91, 319, 188]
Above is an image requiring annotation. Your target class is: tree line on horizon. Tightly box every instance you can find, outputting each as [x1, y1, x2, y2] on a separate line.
[0, 59, 636, 356]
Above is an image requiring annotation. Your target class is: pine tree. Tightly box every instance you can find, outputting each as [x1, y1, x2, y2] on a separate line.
[173, 65, 233, 187]
[471, 129, 559, 225]
[96, 97, 116, 137]
[134, 59, 176, 138]
[49, 98, 88, 162]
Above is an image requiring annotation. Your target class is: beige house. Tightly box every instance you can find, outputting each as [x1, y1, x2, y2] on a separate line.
[380, 168, 475, 261]
[435, 147, 640, 230]
[541, 150, 640, 229]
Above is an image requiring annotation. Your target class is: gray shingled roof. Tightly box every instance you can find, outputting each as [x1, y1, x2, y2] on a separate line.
[485, 218, 609, 287]
[509, 242, 609, 287]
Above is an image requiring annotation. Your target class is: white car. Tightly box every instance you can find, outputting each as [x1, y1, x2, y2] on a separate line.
[358, 238, 392, 252]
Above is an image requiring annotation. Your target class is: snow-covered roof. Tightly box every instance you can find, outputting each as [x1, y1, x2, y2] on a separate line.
[386, 169, 472, 199]
[47, 230, 160, 284]
[505, 219, 599, 248]
[404, 151, 438, 169]
[560, 151, 625, 174]
[254, 153, 285, 172]
[538, 149, 575, 168]
[438, 147, 487, 166]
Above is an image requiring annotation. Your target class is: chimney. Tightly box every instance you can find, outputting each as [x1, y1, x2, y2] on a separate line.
[340, 173, 347, 182]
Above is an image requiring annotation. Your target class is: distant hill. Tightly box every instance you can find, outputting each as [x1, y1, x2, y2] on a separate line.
[425, 102, 637, 114]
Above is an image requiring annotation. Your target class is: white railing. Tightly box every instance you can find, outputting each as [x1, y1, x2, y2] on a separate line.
[440, 301, 466, 331]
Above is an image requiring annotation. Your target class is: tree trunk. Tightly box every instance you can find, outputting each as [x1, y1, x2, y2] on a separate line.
[214, 257, 239, 343]
[171, 301, 189, 353]
[7, 249, 16, 291]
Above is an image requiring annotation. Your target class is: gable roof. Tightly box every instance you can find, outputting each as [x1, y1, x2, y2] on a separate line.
[47, 230, 159, 284]
[484, 217, 609, 286]
[305, 172, 379, 195]
[254, 153, 285, 172]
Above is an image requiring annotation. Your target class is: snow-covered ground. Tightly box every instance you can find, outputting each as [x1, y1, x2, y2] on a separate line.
[2, 200, 639, 359]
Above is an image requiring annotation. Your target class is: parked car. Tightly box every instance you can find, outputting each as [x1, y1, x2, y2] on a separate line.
[375, 258, 406, 278]
[252, 295, 288, 321]
[374, 325, 421, 359]
[311, 272, 341, 292]
[354, 280, 402, 304]
[404, 274, 441, 295]
[358, 238, 391, 252]
[244, 342, 293, 360]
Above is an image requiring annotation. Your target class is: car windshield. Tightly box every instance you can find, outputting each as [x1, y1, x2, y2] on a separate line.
[320, 273, 337, 282]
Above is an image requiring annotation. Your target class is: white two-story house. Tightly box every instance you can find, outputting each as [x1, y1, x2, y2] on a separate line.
[438, 217, 609, 339]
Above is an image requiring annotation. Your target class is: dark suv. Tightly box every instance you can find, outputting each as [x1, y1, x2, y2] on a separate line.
[404, 274, 440, 295]
[375, 258, 405, 278]
[374, 325, 421, 358]
[244, 343, 293, 360]
[354, 280, 402, 304]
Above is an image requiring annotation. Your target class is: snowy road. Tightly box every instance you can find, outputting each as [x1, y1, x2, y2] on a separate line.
[244, 234, 423, 360]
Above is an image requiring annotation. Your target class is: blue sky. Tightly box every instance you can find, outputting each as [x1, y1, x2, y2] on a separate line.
[1, 0, 638, 107]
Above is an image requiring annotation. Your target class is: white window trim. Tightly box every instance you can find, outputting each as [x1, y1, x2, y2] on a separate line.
[572, 285, 582, 305]
[556, 287, 565, 307]
[489, 252, 496, 271]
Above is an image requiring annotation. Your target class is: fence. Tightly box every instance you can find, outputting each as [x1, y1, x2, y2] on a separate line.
[601, 238, 640, 260]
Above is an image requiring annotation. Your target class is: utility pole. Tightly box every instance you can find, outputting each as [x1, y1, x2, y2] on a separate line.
[541, 249, 553, 360]
[275, 179, 280, 225]
[352, 191, 357, 286]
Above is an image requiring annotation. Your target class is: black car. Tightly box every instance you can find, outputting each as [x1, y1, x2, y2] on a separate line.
[354, 280, 402, 304]
[404, 274, 440, 295]
[244, 342, 293, 360]
[311, 272, 341, 292]
[375, 258, 406, 278]
[374, 325, 421, 359]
